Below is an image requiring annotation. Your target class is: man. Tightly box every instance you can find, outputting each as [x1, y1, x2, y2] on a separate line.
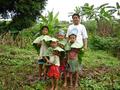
[64, 13, 88, 87]
[66, 13, 88, 50]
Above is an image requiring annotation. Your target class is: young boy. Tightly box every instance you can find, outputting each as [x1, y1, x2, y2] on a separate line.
[33, 26, 51, 80]
[56, 29, 67, 49]
[45, 47, 64, 90]
[56, 29, 67, 73]
[43, 37, 63, 90]
[63, 33, 81, 87]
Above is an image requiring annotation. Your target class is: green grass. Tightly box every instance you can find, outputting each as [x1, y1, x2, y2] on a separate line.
[80, 49, 120, 90]
[82, 49, 120, 68]
[0, 45, 120, 90]
[0, 45, 39, 90]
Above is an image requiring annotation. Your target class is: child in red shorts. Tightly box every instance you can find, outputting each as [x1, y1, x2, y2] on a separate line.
[44, 47, 64, 90]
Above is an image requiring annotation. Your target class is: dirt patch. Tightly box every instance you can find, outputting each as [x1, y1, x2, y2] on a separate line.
[80, 66, 111, 78]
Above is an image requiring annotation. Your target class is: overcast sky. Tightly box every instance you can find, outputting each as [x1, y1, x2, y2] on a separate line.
[43, 0, 120, 21]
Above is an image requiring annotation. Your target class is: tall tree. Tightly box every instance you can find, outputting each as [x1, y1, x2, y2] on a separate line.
[0, 0, 47, 33]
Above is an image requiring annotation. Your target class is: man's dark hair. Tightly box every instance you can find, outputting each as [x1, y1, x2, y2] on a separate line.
[72, 13, 80, 19]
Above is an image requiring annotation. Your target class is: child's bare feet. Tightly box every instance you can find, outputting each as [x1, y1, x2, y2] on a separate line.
[63, 83, 67, 87]
[69, 83, 73, 87]
[54, 86, 58, 90]
[50, 87, 54, 90]
[75, 83, 78, 88]
[38, 77, 42, 80]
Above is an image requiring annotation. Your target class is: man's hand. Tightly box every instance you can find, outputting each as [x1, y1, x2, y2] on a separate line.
[83, 46, 87, 51]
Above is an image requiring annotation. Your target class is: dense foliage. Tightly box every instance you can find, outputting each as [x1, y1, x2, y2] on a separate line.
[0, 2, 120, 89]
[0, 0, 47, 33]
[70, 2, 120, 36]
[39, 11, 60, 35]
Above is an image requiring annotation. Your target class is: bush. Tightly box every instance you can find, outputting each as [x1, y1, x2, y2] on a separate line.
[83, 20, 97, 35]
[90, 36, 113, 50]
[111, 38, 120, 58]
[90, 35, 120, 58]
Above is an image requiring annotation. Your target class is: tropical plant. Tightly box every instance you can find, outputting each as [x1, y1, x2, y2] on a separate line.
[39, 11, 60, 35]
[71, 3, 118, 36]
[114, 2, 120, 16]
[82, 3, 117, 36]
[68, 6, 84, 23]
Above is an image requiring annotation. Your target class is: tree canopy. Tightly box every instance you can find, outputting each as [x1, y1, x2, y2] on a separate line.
[0, 0, 47, 33]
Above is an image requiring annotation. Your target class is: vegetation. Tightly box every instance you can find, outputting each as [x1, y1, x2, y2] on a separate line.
[70, 2, 120, 36]
[0, 2, 120, 90]
[39, 11, 60, 35]
[0, 45, 120, 90]
[0, 0, 47, 33]
[76, 2, 120, 59]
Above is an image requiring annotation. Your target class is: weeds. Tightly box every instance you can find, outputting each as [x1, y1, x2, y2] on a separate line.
[0, 45, 120, 90]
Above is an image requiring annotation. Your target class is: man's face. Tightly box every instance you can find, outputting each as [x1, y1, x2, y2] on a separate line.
[42, 28, 48, 35]
[72, 15, 80, 25]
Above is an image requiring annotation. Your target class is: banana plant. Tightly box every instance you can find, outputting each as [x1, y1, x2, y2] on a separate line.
[108, 2, 120, 16]
[80, 3, 118, 36]
[81, 3, 116, 21]
[68, 6, 85, 23]
[39, 10, 60, 35]
[116, 2, 120, 16]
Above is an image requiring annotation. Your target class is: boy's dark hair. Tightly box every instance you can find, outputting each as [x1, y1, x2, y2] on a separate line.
[40, 26, 49, 31]
[39, 26, 49, 35]
[69, 34, 77, 38]
[72, 13, 80, 19]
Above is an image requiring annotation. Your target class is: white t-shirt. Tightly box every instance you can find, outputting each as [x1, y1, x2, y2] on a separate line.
[66, 24, 88, 48]
[33, 35, 48, 59]
[49, 55, 60, 66]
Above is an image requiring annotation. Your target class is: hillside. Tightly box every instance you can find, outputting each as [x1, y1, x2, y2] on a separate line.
[0, 45, 120, 90]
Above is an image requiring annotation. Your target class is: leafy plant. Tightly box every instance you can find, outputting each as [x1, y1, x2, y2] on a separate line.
[71, 3, 118, 36]
[90, 35, 120, 59]
[39, 11, 60, 35]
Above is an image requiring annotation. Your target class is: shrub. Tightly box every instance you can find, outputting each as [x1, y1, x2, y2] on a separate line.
[83, 20, 97, 35]
[90, 36, 112, 50]
[90, 35, 120, 59]
[111, 38, 120, 58]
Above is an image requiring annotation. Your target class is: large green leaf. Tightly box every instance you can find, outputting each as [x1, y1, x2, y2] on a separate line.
[40, 15, 48, 24]
[116, 2, 120, 9]
[97, 3, 109, 10]
[39, 11, 60, 35]
[108, 9, 117, 14]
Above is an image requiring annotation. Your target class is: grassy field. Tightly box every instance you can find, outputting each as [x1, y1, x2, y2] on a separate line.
[0, 45, 120, 90]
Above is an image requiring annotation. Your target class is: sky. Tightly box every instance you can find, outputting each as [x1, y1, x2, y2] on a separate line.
[43, 0, 120, 21]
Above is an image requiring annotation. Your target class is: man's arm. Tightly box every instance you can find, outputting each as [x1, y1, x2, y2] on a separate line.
[82, 25, 88, 50]
[83, 38, 87, 50]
